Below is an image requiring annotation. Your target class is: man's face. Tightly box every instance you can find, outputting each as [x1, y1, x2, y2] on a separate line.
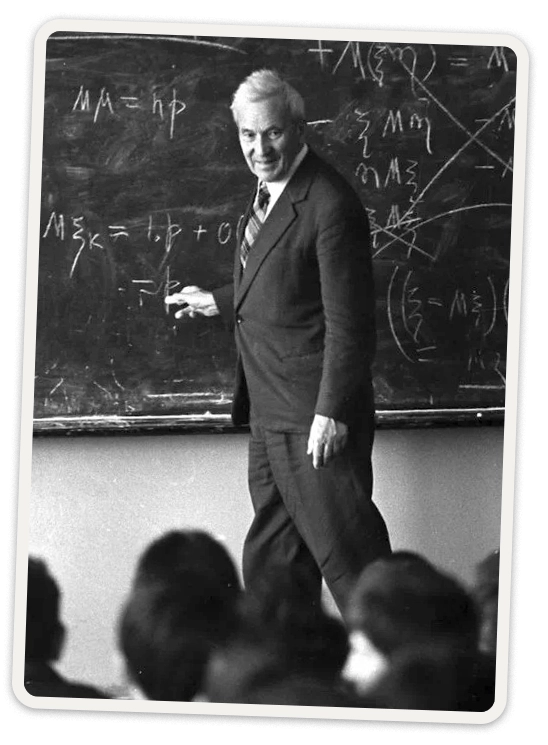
[236, 96, 303, 183]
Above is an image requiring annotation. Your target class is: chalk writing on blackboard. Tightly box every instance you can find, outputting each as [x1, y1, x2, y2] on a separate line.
[34, 34, 517, 430]
[71, 85, 187, 138]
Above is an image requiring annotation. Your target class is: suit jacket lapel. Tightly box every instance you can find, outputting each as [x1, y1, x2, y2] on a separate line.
[234, 151, 317, 311]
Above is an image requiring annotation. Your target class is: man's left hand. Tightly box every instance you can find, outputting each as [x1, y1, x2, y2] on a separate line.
[307, 414, 348, 470]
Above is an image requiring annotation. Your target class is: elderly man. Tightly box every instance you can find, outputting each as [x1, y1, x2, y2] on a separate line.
[166, 69, 391, 613]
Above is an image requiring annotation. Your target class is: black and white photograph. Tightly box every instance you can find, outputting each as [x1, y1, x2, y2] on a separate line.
[10, 15, 528, 728]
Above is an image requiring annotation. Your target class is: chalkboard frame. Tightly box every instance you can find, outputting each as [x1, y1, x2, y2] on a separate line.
[28, 22, 525, 434]
[32, 407, 504, 436]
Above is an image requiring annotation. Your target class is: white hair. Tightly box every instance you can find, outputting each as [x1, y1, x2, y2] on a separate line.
[230, 69, 305, 124]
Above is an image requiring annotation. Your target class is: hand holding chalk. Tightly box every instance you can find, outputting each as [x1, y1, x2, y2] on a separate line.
[165, 286, 220, 319]
[165, 285, 201, 306]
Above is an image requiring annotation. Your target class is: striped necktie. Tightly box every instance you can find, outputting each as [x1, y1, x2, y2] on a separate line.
[240, 182, 270, 268]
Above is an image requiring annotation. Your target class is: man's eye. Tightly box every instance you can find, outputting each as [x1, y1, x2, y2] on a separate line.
[240, 132, 254, 141]
[268, 129, 282, 139]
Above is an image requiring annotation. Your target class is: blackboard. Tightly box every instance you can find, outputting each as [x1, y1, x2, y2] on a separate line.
[33, 31, 517, 432]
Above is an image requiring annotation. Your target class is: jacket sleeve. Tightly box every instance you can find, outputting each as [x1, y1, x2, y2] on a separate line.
[313, 197, 376, 425]
[212, 283, 234, 330]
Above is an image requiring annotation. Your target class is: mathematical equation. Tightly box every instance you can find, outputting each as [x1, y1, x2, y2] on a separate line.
[326, 44, 516, 267]
[70, 85, 187, 139]
[387, 265, 509, 387]
[306, 41, 513, 84]
[42, 209, 242, 303]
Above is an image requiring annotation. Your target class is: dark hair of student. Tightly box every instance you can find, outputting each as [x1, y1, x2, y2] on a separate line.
[133, 530, 240, 595]
[204, 563, 349, 703]
[26, 557, 64, 662]
[119, 579, 237, 701]
[346, 551, 479, 657]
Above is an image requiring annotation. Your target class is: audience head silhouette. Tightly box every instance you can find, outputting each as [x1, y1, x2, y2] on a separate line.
[346, 551, 479, 656]
[204, 563, 349, 703]
[24, 557, 106, 699]
[118, 530, 241, 701]
[26, 557, 65, 663]
[133, 529, 240, 594]
[362, 640, 485, 711]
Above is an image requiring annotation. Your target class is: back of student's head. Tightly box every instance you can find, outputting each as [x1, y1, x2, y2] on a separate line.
[26, 557, 64, 663]
[204, 565, 348, 704]
[118, 571, 239, 701]
[133, 529, 240, 595]
[238, 563, 349, 682]
[473, 549, 500, 657]
[119, 531, 241, 700]
[204, 641, 357, 706]
[346, 551, 479, 657]
[360, 642, 465, 711]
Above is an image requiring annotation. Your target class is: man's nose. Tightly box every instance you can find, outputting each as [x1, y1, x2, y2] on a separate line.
[255, 134, 271, 155]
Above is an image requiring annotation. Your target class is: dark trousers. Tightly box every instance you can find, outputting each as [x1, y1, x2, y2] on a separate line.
[242, 416, 391, 614]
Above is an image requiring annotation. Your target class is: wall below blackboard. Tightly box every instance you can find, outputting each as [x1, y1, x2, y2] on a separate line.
[29, 427, 503, 691]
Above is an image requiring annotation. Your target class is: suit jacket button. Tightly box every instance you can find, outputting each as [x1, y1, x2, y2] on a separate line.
[236, 315, 242, 324]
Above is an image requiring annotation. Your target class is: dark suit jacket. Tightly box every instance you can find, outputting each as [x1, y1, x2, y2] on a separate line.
[214, 150, 376, 432]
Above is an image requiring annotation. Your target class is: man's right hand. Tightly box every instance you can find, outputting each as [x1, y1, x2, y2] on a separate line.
[165, 286, 220, 319]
